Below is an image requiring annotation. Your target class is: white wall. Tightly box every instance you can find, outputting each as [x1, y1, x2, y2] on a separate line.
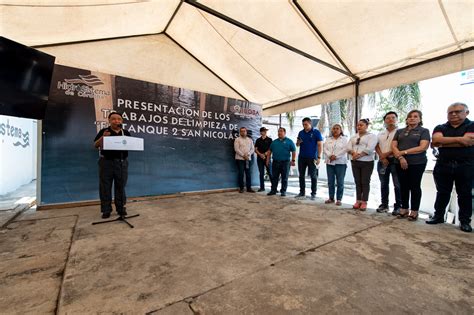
[0, 115, 37, 195]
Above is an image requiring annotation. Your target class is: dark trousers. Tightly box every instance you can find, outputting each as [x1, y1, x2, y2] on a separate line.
[271, 160, 290, 193]
[298, 157, 318, 195]
[351, 160, 374, 201]
[236, 159, 252, 190]
[433, 161, 473, 224]
[377, 159, 402, 208]
[99, 158, 128, 214]
[257, 157, 272, 190]
[326, 164, 347, 201]
[396, 163, 426, 211]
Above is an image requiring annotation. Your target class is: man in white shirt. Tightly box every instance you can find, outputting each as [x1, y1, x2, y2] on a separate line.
[375, 111, 401, 215]
[234, 127, 256, 193]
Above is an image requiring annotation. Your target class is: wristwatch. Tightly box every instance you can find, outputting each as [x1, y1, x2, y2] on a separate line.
[291, 159, 296, 162]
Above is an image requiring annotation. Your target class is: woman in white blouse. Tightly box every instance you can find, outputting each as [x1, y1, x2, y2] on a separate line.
[346, 119, 378, 211]
[324, 124, 348, 205]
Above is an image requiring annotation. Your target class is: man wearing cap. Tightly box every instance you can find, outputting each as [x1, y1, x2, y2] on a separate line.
[93, 112, 131, 218]
[255, 127, 273, 192]
[296, 117, 324, 200]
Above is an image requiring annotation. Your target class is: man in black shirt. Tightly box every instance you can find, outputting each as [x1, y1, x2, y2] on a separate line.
[255, 127, 273, 192]
[94, 112, 131, 218]
[427, 102, 474, 232]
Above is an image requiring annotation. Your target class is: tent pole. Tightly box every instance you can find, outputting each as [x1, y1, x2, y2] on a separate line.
[292, 0, 354, 77]
[184, 0, 354, 78]
[354, 79, 360, 133]
[163, 0, 184, 33]
[165, 35, 249, 102]
[263, 46, 473, 113]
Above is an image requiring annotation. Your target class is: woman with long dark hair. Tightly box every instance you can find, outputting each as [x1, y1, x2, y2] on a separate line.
[391, 110, 431, 221]
[324, 124, 348, 205]
[347, 119, 378, 211]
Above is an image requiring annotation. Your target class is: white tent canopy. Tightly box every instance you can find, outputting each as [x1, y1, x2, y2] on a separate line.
[1, 0, 473, 114]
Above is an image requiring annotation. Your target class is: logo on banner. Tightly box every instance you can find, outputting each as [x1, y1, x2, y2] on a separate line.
[57, 74, 111, 99]
[0, 119, 30, 148]
[65, 74, 104, 86]
[232, 103, 261, 119]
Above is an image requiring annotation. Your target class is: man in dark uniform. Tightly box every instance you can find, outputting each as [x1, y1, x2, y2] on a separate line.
[94, 112, 131, 218]
[255, 127, 273, 192]
[427, 102, 474, 232]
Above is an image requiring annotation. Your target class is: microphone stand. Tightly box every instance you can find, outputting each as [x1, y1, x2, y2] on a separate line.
[92, 212, 139, 228]
[92, 124, 139, 228]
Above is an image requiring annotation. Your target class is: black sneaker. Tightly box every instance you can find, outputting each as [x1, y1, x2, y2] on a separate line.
[295, 193, 305, 199]
[426, 216, 445, 225]
[101, 212, 111, 219]
[460, 223, 472, 233]
[281, 192, 286, 197]
[239, 188, 244, 193]
[376, 204, 389, 213]
[391, 208, 401, 216]
[310, 194, 316, 200]
[258, 188, 265, 192]
[267, 191, 277, 196]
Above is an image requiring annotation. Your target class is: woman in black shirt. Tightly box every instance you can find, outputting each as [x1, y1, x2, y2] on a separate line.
[391, 110, 430, 221]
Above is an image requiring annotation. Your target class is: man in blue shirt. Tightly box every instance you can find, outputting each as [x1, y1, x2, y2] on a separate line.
[266, 127, 296, 197]
[296, 117, 323, 200]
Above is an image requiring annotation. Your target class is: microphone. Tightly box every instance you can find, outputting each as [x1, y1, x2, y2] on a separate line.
[118, 124, 124, 136]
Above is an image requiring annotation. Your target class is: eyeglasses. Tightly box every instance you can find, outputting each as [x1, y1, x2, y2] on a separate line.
[448, 110, 465, 115]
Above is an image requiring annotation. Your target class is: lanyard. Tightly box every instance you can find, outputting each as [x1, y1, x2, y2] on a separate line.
[355, 134, 365, 153]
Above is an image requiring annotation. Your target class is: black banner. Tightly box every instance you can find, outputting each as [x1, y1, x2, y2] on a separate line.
[41, 65, 261, 205]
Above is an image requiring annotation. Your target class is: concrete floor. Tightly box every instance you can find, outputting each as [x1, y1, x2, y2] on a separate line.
[0, 180, 36, 228]
[0, 191, 472, 314]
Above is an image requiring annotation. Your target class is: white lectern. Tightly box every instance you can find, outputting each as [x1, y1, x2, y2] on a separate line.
[103, 136, 144, 151]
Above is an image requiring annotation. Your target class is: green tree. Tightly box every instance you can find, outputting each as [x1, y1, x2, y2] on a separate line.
[319, 96, 363, 136]
[286, 111, 296, 130]
[369, 83, 421, 132]
[315, 82, 420, 136]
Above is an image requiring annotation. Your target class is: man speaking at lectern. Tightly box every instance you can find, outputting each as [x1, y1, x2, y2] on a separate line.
[94, 112, 131, 218]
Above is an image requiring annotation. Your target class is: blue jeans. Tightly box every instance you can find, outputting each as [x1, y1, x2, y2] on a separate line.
[326, 164, 347, 201]
[257, 157, 272, 190]
[271, 160, 290, 193]
[236, 159, 252, 190]
[298, 157, 318, 195]
[377, 159, 401, 208]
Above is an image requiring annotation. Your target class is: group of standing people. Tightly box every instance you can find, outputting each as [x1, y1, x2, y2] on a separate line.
[234, 102, 473, 233]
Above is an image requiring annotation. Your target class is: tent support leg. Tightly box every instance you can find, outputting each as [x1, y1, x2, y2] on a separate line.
[354, 79, 360, 133]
